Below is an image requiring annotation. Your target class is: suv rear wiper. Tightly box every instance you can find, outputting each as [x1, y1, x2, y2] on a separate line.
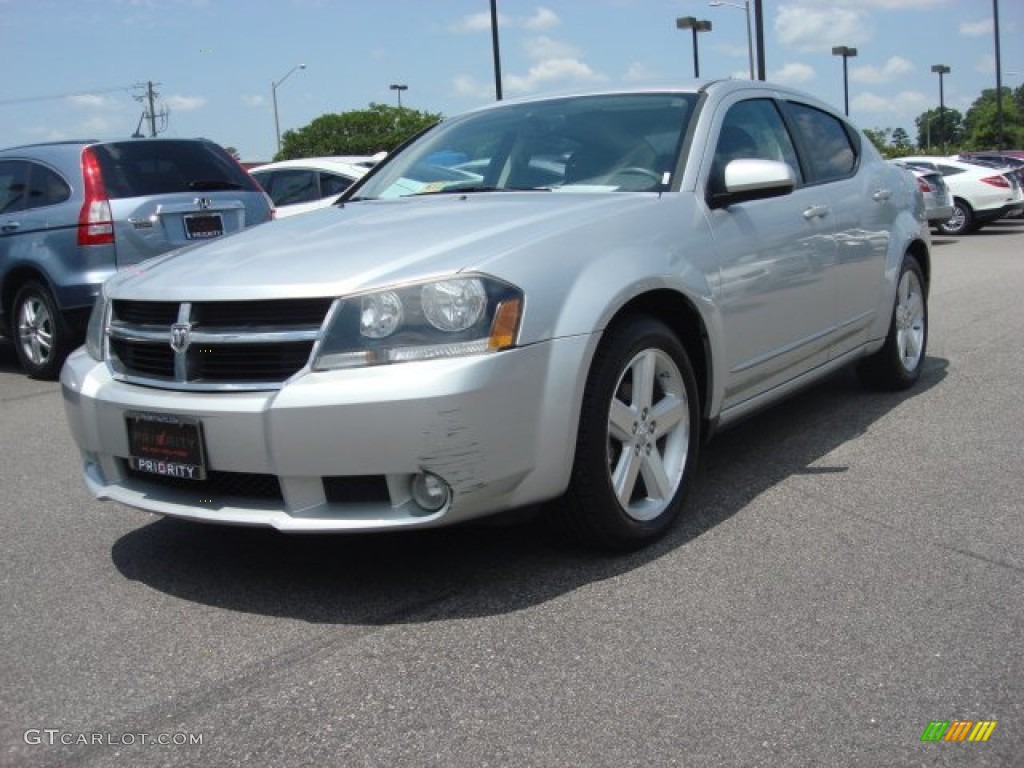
[187, 180, 245, 191]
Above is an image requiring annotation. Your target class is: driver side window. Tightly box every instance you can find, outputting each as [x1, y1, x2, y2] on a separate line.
[711, 99, 802, 194]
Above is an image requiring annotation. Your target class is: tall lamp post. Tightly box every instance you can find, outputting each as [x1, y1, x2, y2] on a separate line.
[831, 46, 858, 116]
[709, 1, 754, 79]
[676, 17, 712, 78]
[389, 83, 408, 108]
[272, 63, 306, 154]
[931, 64, 951, 153]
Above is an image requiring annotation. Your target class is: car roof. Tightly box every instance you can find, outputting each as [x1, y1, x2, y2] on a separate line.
[249, 156, 376, 174]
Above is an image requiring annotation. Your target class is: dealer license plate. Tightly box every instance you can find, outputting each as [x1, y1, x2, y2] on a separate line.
[184, 213, 223, 240]
[126, 412, 207, 481]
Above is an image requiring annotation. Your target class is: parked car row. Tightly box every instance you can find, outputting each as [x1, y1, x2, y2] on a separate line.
[894, 152, 1024, 235]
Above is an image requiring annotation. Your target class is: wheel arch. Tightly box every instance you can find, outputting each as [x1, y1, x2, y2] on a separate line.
[601, 288, 713, 430]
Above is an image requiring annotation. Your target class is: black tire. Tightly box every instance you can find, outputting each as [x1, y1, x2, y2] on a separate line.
[936, 198, 974, 235]
[858, 255, 928, 391]
[558, 317, 700, 551]
[11, 281, 74, 380]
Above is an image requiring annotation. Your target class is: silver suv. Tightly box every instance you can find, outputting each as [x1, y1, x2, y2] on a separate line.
[62, 82, 931, 550]
[0, 138, 273, 378]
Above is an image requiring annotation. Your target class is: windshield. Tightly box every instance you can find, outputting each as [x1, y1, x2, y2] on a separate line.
[352, 93, 697, 200]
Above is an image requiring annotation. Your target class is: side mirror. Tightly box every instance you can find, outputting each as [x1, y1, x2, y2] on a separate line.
[709, 158, 796, 209]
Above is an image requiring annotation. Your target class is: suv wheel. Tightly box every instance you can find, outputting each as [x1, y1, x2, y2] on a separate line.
[936, 199, 974, 236]
[13, 281, 72, 380]
[559, 317, 700, 550]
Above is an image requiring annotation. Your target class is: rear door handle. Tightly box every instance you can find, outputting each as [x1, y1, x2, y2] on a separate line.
[802, 205, 829, 220]
[872, 189, 892, 202]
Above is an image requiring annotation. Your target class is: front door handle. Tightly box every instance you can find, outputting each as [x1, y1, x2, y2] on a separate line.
[1, 222, 20, 233]
[802, 205, 829, 220]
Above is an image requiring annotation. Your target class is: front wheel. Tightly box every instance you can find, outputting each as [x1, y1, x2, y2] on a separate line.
[559, 317, 700, 550]
[858, 255, 928, 390]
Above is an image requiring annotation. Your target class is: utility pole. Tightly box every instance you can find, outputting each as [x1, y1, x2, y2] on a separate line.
[147, 81, 157, 138]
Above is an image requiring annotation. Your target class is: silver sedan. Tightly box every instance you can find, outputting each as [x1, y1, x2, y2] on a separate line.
[62, 82, 931, 550]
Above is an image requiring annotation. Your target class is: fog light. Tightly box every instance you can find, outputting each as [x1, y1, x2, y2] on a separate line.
[410, 472, 451, 512]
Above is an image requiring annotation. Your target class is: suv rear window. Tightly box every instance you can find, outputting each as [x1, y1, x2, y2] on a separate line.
[90, 140, 256, 199]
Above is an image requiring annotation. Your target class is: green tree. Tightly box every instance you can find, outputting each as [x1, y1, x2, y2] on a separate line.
[222, 145, 242, 161]
[891, 127, 912, 153]
[962, 87, 1024, 149]
[277, 103, 442, 161]
[863, 127, 890, 155]
[914, 108, 965, 152]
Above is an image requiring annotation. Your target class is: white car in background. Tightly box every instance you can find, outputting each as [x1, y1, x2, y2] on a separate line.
[249, 156, 375, 217]
[896, 155, 1024, 235]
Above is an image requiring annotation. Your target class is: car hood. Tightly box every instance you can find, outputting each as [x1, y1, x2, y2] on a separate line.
[105, 192, 661, 301]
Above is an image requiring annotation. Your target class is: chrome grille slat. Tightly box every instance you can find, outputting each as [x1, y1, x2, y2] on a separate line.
[108, 299, 333, 389]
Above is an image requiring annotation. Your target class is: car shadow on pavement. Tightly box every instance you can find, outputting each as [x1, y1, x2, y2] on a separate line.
[110, 357, 948, 626]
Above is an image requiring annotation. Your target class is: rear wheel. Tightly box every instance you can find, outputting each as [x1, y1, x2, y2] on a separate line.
[559, 317, 700, 550]
[12, 281, 73, 380]
[858, 255, 928, 390]
[936, 198, 974, 235]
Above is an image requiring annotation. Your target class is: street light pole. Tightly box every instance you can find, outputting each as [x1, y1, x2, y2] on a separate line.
[709, 1, 754, 79]
[931, 64, 951, 153]
[831, 46, 858, 117]
[389, 83, 408, 108]
[993, 0, 1004, 149]
[272, 64, 306, 155]
[676, 17, 712, 79]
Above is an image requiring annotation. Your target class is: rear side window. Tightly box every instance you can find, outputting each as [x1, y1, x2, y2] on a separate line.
[320, 171, 354, 197]
[252, 169, 318, 206]
[26, 163, 71, 209]
[783, 102, 858, 183]
[0, 160, 29, 214]
[90, 140, 257, 199]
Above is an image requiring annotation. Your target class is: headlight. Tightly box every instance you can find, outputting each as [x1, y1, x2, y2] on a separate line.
[85, 292, 109, 361]
[313, 276, 523, 370]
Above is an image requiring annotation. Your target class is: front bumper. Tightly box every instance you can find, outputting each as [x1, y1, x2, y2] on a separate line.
[60, 336, 591, 531]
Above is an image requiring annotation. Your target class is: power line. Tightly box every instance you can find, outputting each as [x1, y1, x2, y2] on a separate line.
[0, 84, 142, 107]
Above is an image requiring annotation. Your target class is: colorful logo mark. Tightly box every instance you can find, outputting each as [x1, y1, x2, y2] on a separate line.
[921, 720, 997, 742]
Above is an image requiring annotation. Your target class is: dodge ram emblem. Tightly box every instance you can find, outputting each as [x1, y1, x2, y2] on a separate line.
[170, 323, 191, 353]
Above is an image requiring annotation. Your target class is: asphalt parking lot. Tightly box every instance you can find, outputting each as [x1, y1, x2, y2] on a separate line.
[2, 221, 1022, 767]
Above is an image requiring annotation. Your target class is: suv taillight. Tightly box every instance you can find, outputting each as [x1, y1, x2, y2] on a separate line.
[77, 147, 114, 246]
[980, 175, 1010, 189]
[916, 178, 933, 194]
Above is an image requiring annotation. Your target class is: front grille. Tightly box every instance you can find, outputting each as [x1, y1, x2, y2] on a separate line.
[107, 298, 333, 389]
[123, 461, 284, 501]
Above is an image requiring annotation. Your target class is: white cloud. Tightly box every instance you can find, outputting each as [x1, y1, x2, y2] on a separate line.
[522, 7, 559, 31]
[959, 18, 992, 37]
[451, 6, 560, 33]
[773, 62, 816, 85]
[852, 90, 929, 114]
[453, 75, 493, 100]
[165, 95, 205, 111]
[523, 36, 579, 61]
[775, 4, 869, 52]
[504, 58, 607, 95]
[851, 56, 914, 84]
[242, 94, 265, 107]
[623, 62, 661, 82]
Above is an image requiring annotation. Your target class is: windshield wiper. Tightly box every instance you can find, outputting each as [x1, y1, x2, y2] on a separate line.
[414, 185, 550, 196]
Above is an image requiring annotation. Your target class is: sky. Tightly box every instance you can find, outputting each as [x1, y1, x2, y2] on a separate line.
[1, 0, 1021, 162]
